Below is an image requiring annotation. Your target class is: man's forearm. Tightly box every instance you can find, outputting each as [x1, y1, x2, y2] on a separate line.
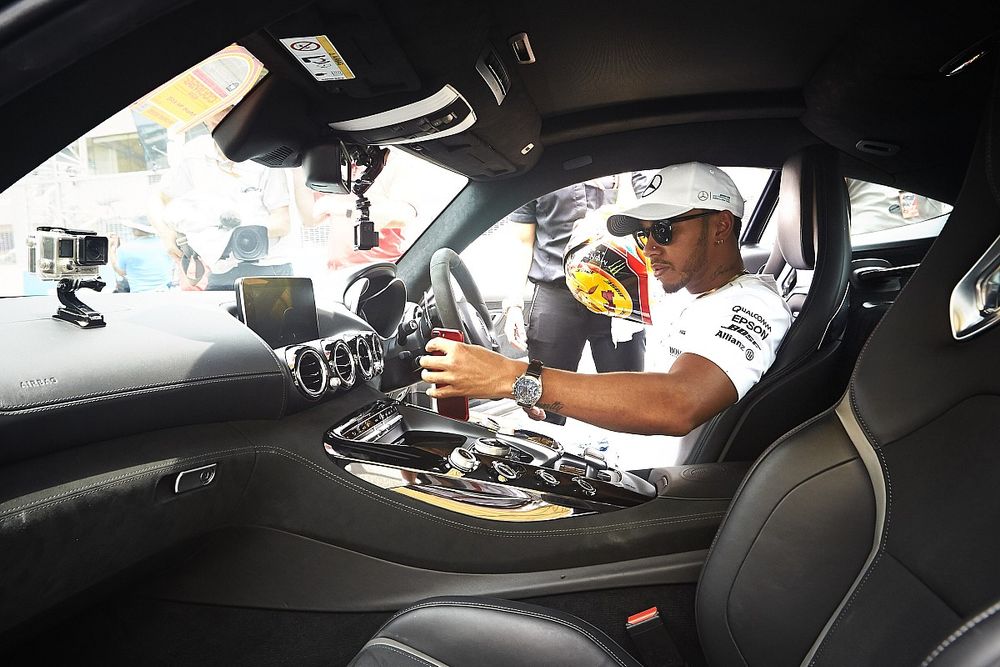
[531, 368, 699, 436]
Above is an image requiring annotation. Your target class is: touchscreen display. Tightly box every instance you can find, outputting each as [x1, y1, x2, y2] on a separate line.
[236, 277, 320, 349]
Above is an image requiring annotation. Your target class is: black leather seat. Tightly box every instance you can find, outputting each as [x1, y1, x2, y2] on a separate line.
[681, 144, 853, 464]
[351, 65, 1000, 667]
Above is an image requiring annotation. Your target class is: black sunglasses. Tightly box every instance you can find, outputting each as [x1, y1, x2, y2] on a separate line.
[632, 211, 711, 248]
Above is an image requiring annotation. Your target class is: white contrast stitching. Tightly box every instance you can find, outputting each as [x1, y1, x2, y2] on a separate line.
[375, 645, 437, 667]
[0, 372, 281, 412]
[922, 601, 1000, 666]
[0, 447, 256, 520]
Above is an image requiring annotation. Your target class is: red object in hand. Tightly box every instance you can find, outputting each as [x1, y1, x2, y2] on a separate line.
[430, 328, 469, 421]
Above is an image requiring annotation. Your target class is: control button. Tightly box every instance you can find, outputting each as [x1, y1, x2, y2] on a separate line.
[572, 476, 597, 496]
[584, 446, 606, 462]
[597, 469, 623, 485]
[536, 469, 559, 487]
[474, 438, 511, 458]
[448, 447, 479, 473]
[174, 463, 217, 494]
[492, 461, 519, 480]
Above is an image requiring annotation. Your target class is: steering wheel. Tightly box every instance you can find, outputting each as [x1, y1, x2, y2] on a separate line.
[428, 248, 498, 350]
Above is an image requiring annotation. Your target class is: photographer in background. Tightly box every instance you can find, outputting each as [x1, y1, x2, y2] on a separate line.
[150, 108, 293, 290]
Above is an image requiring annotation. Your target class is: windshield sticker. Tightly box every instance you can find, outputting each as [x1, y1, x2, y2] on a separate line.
[130, 45, 266, 133]
[279, 36, 355, 82]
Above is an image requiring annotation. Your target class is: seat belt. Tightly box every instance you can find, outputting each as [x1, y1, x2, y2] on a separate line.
[625, 607, 686, 666]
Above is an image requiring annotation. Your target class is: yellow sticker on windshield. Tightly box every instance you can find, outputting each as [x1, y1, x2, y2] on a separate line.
[130, 45, 266, 133]
[279, 35, 355, 82]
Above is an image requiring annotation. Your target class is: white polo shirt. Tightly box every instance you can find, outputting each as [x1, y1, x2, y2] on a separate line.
[665, 274, 792, 399]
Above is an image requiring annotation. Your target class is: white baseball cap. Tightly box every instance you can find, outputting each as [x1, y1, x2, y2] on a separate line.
[607, 162, 745, 236]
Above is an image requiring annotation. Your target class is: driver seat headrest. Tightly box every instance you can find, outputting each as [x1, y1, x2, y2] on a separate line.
[776, 149, 821, 271]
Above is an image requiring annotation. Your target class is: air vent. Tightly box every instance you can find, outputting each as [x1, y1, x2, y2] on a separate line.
[330, 339, 356, 389]
[256, 145, 294, 167]
[368, 333, 384, 371]
[292, 347, 329, 399]
[355, 336, 375, 381]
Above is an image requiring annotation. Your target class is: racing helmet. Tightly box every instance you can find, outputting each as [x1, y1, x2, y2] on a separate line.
[563, 215, 652, 325]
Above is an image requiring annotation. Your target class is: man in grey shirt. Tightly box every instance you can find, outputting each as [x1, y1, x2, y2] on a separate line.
[503, 176, 646, 424]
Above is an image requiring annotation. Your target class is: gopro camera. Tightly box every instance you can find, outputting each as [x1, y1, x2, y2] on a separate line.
[27, 227, 108, 280]
[221, 225, 269, 263]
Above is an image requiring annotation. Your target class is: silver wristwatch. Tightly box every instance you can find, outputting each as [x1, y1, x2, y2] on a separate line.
[512, 359, 543, 408]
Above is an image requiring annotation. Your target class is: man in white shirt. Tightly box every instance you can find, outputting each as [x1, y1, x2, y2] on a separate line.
[419, 162, 792, 437]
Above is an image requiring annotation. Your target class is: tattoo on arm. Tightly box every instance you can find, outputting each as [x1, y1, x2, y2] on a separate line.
[536, 401, 564, 413]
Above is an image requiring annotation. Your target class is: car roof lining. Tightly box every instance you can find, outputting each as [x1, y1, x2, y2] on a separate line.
[0, 0, 997, 202]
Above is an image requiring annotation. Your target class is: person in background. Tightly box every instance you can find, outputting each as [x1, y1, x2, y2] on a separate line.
[150, 107, 293, 290]
[109, 216, 174, 292]
[502, 175, 648, 424]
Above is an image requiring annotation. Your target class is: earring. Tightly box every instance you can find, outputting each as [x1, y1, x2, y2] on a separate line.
[715, 239, 723, 246]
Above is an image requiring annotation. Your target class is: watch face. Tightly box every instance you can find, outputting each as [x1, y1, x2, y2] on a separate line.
[513, 375, 543, 406]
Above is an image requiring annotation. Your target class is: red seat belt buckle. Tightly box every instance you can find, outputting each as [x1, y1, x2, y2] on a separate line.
[625, 606, 686, 666]
[627, 607, 660, 627]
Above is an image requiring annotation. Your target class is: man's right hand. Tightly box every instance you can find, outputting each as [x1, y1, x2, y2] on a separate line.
[504, 306, 528, 351]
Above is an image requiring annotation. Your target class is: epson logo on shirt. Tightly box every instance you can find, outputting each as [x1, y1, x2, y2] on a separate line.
[731, 305, 771, 339]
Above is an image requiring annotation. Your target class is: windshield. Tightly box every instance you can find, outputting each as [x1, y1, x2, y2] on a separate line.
[0, 45, 467, 298]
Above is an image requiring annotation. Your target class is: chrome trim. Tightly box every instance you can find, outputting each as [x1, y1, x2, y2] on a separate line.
[173, 463, 217, 494]
[340, 461, 620, 520]
[573, 477, 597, 496]
[355, 335, 375, 381]
[492, 461, 519, 480]
[331, 402, 403, 442]
[474, 438, 511, 458]
[951, 233, 1000, 340]
[329, 339, 357, 389]
[289, 346, 329, 400]
[448, 447, 479, 473]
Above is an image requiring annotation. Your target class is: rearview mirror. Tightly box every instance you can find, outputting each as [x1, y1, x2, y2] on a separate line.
[303, 142, 351, 194]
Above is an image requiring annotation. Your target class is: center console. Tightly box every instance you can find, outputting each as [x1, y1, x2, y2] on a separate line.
[324, 400, 657, 521]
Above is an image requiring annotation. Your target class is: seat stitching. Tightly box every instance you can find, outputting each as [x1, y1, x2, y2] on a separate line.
[374, 645, 438, 667]
[257, 445, 725, 537]
[383, 600, 629, 667]
[0, 374, 282, 415]
[921, 600, 1000, 666]
[0, 446, 257, 521]
[808, 387, 891, 664]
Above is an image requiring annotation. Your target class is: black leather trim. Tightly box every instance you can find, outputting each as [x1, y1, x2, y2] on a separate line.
[0, 294, 285, 463]
[696, 409, 876, 667]
[922, 600, 1000, 667]
[350, 596, 642, 667]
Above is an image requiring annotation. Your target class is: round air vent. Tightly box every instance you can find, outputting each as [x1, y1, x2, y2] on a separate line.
[330, 339, 356, 389]
[355, 335, 375, 381]
[291, 347, 329, 400]
[368, 332, 384, 372]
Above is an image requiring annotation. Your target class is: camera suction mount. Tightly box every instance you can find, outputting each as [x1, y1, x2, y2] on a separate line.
[54, 278, 106, 328]
[346, 145, 390, 251]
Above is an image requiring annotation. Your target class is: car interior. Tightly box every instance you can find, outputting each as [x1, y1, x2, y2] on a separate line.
[2, 1, 1000, 665]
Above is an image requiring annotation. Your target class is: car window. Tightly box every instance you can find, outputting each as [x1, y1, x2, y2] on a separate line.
[461, 167, 771, 469]
[847, 178, 952, 248]
[0, 45, 466, 298]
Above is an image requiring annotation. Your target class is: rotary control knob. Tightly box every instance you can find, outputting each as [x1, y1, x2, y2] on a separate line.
[474, 438, 511, 458]
[448, 447, 479, 473]
[536, 469, 559, 487]
[492, 460, 519, 480]
[573, 476, 597, 496]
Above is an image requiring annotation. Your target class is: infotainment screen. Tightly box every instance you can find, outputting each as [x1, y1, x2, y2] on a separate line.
[235, 277, 320, 349]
